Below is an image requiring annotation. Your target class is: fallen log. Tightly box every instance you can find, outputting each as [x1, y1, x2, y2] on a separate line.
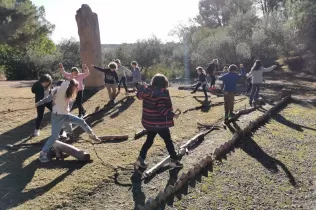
[143, 128, 214, 178]
[53, 140, 90, 161]
[99, 135, 129, 141]
[134, 129, 147, 140]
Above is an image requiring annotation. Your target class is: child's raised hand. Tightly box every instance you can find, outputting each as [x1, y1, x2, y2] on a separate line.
[82, 64, 88, 69]
[59, 63, 63, 69]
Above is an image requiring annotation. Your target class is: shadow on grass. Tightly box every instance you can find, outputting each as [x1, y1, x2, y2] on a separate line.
[130, 173, 146, 210]
[73, 96, 134, 137]
[0, 156, 87, 209]
[273, 114, 316, 132]
[240, 137, 297, 187]
[110, 96, 136, 119]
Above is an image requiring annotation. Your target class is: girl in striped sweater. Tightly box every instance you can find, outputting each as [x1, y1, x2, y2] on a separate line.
[134, 74, 183, 169]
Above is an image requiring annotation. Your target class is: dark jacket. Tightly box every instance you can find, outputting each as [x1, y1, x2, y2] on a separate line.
[136, 85, 175, 131]
[206, 63, 218, 75]
[31, 81, 45, 103]
[93, 66, 119, 84]
[198, 73, 207, 83]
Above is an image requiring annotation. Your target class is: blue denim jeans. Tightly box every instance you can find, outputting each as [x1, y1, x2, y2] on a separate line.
[250, 84, 261, 102]
[42, 113, 92, 153]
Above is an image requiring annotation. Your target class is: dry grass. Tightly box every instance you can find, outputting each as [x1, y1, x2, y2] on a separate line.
[0, 77, 315, 210]
[0, 82, 248, 210]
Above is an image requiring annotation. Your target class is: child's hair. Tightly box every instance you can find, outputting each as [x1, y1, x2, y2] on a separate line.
[151, 73, 169, 88]
[39, 74, 52, 84]
[229, 64, 238, 72]
[114, 59, 121, 65]
[196, 66, 205, 74]
[71, 67, 80, 74]
[224, 66, 228, 71]
[108, 62, 118, 70]
[65, 79, 79, 99]
[252, 60, 262, 71]
[131, 61, 138, 66]
[213, 59, 218, 63]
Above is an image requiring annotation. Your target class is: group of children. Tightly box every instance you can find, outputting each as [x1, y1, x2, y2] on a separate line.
[31, 58, 276, 167]
[191, 59, 276, 122]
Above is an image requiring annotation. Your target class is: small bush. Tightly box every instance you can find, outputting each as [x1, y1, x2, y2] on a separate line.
[284, 56, 304, 71]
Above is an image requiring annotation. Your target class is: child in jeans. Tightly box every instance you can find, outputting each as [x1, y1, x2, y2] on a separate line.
[115, 59, 131, 95]
[134, 74, 183, 169]
[36, 78, 101, 163]
[218, 64, 241, 122]
[247, 60, 276, 106]
[191, 67, 208, 103]
[92, 62, 119, 104]
[31, 74, 53, 136]
[131, 61, 142, 90]
[60, 63, 90, 118]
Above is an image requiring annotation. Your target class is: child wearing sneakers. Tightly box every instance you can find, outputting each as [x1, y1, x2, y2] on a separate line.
[191, 67, 208, 103]
[31, 74, 53, 136]
[92, 62, 119, 104]
[131, 61, 142, 90]
[218, 64, 242, 122]
[36, 78, 101, 163]
[247, 60, 276, 106]
[114, 59, 131, 95]
[134, 73, 183, 169]
[60, 63, 90, 118]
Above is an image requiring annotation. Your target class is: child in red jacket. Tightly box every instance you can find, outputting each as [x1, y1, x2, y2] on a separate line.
[134, 73, 183, 169]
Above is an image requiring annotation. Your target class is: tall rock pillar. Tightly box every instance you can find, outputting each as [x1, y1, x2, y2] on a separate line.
[76, 4, 104, 88]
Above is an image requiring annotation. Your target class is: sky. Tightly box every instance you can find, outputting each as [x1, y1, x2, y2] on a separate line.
[32, 0, 200, 44]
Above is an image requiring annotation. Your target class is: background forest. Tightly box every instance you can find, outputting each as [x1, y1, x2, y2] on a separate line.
[1, 0, 315, 80]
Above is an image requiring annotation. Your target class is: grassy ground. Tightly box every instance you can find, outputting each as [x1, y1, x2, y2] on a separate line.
[0, 74, 315, 210]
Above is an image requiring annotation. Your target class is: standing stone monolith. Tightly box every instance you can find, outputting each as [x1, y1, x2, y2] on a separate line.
[76, 4, 104, 88]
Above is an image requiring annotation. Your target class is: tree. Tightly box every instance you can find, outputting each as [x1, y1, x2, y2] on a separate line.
[57, 38, 81, 70]
[0, 0, 54, 46]
[196, 0, 226, 28]
[130, 36, 162, 73]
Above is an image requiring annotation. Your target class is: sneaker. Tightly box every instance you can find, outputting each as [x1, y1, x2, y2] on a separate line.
[89, 133, 102, 143]
[39, 151, 50, 163]
[33, 129, 40, 137]
[191, 91, 196, 94]
[170, 158, 183, 168]
[82, 109, 86, 117]
[135, 156, 148, 168]
[210, 86, 217, 90]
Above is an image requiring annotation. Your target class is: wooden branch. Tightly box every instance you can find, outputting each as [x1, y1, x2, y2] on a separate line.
[99, 135, 129, 141]
[134, 129, 147, 140]
[143, 128, 214, 178]
[53, 140, 90, 161]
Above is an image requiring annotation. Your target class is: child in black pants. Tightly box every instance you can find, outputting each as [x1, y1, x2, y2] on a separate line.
[31, 74, 53, 136]
[134, 73, 182, 169]
[191, 67, 208, 103]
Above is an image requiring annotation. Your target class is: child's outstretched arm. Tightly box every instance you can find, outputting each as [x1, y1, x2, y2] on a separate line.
[136, 85, 147, 100]
[59, 63, 72, 79]
[262, 65, 277, 72]
[80, 64, 91, 78]
[247, 70, 253, 78]
[91, 65, 106, 73]
[35, 94, 54, 107]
